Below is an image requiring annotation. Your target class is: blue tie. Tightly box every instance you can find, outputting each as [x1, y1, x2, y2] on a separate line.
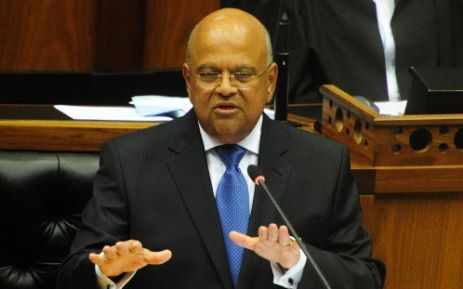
[215, 144, 249, 287]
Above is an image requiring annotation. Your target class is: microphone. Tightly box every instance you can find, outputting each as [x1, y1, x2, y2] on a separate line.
[247, 165, 332, 289]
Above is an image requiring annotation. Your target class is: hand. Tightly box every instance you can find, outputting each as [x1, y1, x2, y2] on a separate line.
[230, 223, 300, 270]
[88, 239, 172, 277]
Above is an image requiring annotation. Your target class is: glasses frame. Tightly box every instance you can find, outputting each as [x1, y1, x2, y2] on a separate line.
[192, 64, 272, 88]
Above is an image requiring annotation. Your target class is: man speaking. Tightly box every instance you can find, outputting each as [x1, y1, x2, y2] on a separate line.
[58, 8, 385, 289]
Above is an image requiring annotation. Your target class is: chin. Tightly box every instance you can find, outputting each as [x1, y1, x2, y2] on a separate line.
[212, 127, 246, 144]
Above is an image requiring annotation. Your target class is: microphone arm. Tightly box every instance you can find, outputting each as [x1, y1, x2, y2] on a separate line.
[248, 165, 332, 289]
[274, 10, 289, 121]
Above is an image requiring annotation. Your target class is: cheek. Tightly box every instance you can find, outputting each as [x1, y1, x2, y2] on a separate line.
[244, 87, 271, 109]
[188, 86, 203, 105]
[189, 89, 212, 115]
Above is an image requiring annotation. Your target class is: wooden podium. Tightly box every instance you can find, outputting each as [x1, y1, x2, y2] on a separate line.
[320, 85, 463, 289]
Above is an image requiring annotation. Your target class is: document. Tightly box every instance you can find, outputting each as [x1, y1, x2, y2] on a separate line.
[374, 100, 407, 115]
[130, 95, 275, 119]
[130, 95, 192, 117]
[55, 95, 275, 121]
[54, 105, 172, 121]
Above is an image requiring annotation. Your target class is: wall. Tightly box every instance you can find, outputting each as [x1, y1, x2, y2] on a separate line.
[0, 0, 220, 72]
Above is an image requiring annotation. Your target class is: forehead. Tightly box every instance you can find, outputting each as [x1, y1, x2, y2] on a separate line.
[189, 21, 267, 68]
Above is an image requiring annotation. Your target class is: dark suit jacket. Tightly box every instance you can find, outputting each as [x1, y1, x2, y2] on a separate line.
[57, 111, 385, 289]
[224, 0, 463, 102]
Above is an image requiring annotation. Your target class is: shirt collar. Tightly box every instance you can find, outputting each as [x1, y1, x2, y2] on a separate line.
[199, 115, 262, 155]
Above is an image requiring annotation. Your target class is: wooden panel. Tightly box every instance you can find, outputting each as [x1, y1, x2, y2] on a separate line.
[0, 0, 96, 71]
[321, 85, 463, 166]
[143, 0, 220, 69]
[321, 87, 378, 165]
[0, 1, 222, 71]
[374, 166, 463, 193]
[0, 120, 155, 152]
[353, 164, 463, 193]
[94, 0, 147, 70]
[321, 85, 463, 289]
[374, 193, 463, 289]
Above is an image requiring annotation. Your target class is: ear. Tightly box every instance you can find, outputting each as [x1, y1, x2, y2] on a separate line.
[266, 62, 278, 103]
[182, 63, 192, 96]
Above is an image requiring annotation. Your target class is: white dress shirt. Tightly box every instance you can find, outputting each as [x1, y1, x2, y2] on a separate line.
[373, 0, 400, 101]
[96, 115, 306, 289]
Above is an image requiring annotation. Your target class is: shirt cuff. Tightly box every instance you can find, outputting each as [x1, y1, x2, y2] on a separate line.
[270, 248, 307, 289]
[95, 264, 136, 289]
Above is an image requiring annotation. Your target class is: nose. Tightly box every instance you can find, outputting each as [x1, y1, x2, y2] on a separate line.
[215, 72, 238, 96]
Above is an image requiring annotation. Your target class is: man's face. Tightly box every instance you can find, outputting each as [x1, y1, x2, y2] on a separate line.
[183, 20, 277, 144]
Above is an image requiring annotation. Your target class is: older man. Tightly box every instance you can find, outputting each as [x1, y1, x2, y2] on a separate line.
[58, 8, 384, 289]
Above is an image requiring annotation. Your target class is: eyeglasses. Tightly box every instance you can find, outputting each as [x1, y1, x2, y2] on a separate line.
[193, 65, 271, 88]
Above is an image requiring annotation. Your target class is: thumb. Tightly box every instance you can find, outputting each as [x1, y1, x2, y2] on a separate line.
[230, 231, 256, 250]
[144, 249, 172, 265]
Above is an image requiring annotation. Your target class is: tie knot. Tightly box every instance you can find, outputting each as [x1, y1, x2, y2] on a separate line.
[215, 144, 246, 168]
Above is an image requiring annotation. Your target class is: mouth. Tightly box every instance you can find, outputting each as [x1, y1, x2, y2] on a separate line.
[214, 103, 239, 114]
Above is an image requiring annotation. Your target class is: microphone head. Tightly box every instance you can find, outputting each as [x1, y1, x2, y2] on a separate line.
[247, 165, 266, 184]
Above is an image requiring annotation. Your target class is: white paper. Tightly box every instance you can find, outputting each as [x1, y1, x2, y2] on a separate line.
[130, 95, 192, 117]
[55, 93, 275, 122]
[374, 100, 407, 115]
[130, 95, 275, 119]
[54, 105, 172, 122]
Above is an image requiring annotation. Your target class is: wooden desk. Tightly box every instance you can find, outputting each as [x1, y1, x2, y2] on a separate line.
[321, 85, 463, 289]
[0, 105, 318, 152]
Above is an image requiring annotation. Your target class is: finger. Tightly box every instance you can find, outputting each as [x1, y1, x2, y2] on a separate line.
[268, 223, 279, 243]
[89, 252, 105, 266]
[116, 241, 130, 256]
[229, 231, 257, 250]
[258, 226, 268, 241]
[278, 225, 291, 247]
[144, 249, 172, 265]
[103, 245, 118, 260]
[129, 240, 143, 254]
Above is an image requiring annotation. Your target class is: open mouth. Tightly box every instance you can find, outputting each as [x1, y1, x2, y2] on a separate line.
[215, 103, 238, 113]
[217, 104, 236, 110]
[214, 103, 238, 117]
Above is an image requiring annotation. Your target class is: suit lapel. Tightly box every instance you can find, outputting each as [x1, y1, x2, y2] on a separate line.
[238, 116, 292, 289]
[166, 113, 234, 289]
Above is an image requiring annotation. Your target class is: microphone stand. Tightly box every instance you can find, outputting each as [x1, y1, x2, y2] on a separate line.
[274, 10, 301, 127]
[274, 10, 289, 121]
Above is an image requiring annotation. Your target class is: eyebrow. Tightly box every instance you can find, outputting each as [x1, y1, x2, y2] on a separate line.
[197, 64, 218, 71]
[196, 64, 258, 72]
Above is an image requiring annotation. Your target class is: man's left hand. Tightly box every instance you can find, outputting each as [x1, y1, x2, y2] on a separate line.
[230, 223, 300, 270]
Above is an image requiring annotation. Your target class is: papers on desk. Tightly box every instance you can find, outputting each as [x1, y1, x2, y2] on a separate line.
[55, 95, 275, 121]
[130, 95, 275, 119]
[54, 105, 173, 122]
[54, 95, 191, 121]
[130, 95, 192, 117]
[374, 100, 407, 115]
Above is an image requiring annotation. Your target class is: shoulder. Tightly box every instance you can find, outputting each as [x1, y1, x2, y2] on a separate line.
[102, 111, 198, 156]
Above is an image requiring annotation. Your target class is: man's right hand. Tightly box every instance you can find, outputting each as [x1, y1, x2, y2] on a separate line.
[88, 240, 172, 277]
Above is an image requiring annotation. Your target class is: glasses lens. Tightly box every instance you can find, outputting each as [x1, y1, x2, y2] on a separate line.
[198, 72, 220, 83]
[194, 65, 269, 88]
[233, 71, 256, 83]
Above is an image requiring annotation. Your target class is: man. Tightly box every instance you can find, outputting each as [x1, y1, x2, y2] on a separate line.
[58, 8, 385, 289]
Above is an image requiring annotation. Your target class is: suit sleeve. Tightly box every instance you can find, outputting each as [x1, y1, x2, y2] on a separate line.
[57, 140, 130, 289]
[297, 146, 385, 289]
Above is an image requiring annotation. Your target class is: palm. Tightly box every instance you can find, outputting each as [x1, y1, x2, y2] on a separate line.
[97, 250, 148, 276]
[88, 240, 172, 277]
